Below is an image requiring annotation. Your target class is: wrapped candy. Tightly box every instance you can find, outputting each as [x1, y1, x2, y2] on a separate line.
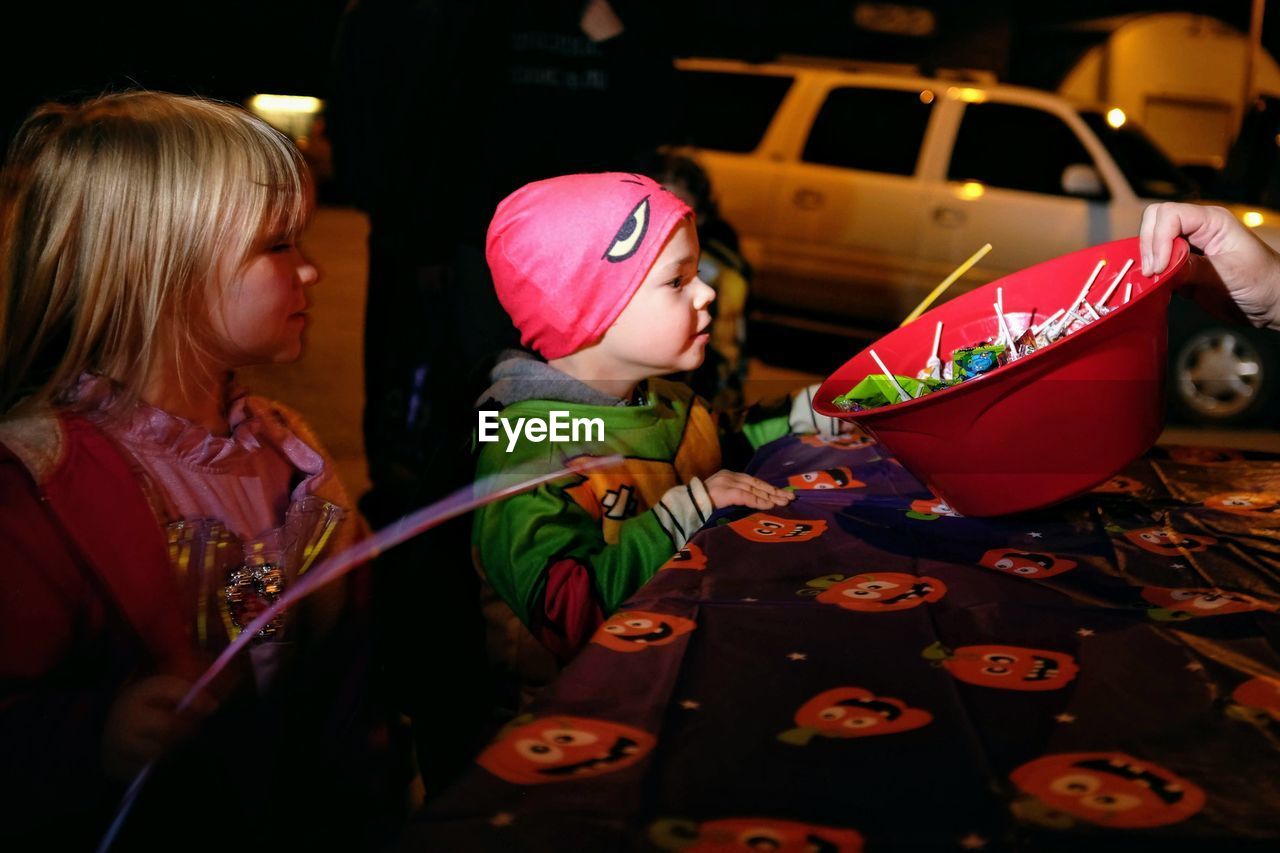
[952, 343, 1007, 379]
[831, 256, 1137, 413]
[832, 374, 954, 411]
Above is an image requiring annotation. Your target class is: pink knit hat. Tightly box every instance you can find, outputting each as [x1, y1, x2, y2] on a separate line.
[486, 172, 693, 360]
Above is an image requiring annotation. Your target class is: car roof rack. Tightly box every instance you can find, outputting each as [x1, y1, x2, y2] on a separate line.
[773, 53, 997, 84]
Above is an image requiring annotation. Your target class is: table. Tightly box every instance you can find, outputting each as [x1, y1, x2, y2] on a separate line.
[404, 431, 1280, 851]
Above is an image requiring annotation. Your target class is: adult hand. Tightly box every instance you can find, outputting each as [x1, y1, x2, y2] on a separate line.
[580, 0, 625, 42]
[705, 469, 795, 510]
[1139, 202, 1280, 330]
[102, 675, 218, 781]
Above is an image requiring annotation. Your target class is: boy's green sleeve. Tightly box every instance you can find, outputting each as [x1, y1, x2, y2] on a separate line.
[474, 472, 712, 647]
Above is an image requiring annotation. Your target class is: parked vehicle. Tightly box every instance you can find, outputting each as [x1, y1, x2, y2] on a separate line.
[1056, 12, 1280, 173]
[671, 56, 1280, 425]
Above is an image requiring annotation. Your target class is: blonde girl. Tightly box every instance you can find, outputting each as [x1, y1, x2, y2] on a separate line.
[0, 92, 403, 848]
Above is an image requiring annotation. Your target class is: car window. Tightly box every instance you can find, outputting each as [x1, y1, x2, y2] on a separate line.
[949, 102, 1101, 197]
[675, 70, 793, 153]
[1079, 111, 1198, 201]
[802, 87, 931, 175]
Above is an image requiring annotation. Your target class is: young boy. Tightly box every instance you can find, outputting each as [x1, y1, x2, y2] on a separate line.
[475, 173, 842, 680]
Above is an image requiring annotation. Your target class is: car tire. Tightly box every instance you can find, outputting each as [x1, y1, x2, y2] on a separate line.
[1167, 322, 1280, 426]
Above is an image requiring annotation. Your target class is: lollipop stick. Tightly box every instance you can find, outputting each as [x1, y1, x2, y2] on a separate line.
[1051, 259, 1106, 337]
[924, 320, 944, 377]
[1033, 308, 1065, 336]
[993, 302, 1016, 359]
[1096, 258, 1133, 309]
[870, 348, 912, 401]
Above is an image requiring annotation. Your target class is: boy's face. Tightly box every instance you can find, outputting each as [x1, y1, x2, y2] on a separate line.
[595, 219, 715, 380]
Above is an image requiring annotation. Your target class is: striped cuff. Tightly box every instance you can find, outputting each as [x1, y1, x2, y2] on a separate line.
[789, 382, 844, 437]
[652, 477, 714, 549]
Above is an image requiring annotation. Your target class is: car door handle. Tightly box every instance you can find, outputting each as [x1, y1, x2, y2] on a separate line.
[932, 207, 966, 228]
[793, 188, 824, 210]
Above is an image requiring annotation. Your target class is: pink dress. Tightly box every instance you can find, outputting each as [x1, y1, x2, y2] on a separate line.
[75, 375, 348, 685]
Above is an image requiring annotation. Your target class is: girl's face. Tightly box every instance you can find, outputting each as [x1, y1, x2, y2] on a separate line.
[206, 234, 320, 368]
[596, 220, 715, 379]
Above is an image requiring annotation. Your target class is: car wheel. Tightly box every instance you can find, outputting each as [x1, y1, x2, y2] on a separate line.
[1168, 325, 1278, 425]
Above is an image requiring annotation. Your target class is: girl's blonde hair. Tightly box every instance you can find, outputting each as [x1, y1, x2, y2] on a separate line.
[0, 90, 311, 419]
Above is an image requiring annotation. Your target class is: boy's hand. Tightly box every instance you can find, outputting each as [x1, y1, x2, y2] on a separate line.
[705, 469, 795, 510]
[102, 675, 218, 781]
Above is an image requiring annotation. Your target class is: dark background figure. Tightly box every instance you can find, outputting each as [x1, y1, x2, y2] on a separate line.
[640, 152, 753, 410]
[327, 0, 681, 795]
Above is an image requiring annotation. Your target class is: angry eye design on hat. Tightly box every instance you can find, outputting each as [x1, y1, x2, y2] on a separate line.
[603, 195, 651, 263]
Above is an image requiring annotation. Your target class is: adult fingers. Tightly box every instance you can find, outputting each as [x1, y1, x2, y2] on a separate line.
[1141, 203, 1191, 276]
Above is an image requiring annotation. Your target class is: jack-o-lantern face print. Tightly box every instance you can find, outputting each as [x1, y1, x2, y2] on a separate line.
[591, 610, 696, 652]
[692, 817, 864, 852]
[1141, 586, 1273, 618]
[1011, 753, 1206, 829]
[939, 644, 1079, 691]
[660, 542, 707, 571]
[978, 548, 1077, 579]
[816, 572, 946, 612]
[1232, 676, 1280, 718]
[909, 496, 961, 517]
[728, 513, 828, 543]
[477, 716, 655, 784]
[786, 467, 864, 490]
[1203, 492, 1280, 514]
[1092, 475, 1144, 495]
[780, 687, 932, 744]
[1123, 527, 1215, 556]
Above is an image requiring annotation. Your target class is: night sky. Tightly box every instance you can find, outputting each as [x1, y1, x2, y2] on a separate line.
[1, 1, 1275, 148]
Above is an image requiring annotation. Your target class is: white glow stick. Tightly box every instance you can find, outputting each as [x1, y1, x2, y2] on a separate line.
[870, 348, 911, 401]
[1124, 281, 1133, 304]
[1096, 258, 1133, 309]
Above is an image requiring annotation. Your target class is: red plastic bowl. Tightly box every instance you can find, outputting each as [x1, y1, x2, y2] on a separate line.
[813, 236, 1191, 516]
